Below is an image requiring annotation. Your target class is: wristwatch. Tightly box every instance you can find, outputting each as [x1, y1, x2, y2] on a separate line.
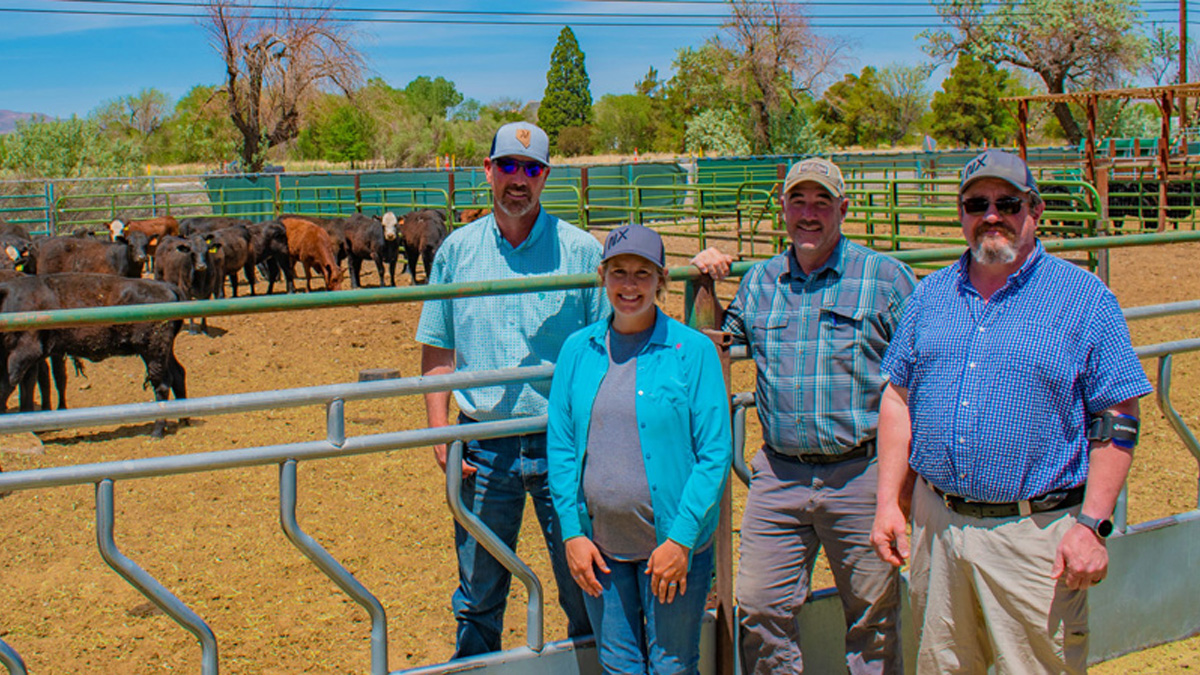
[1076, 512, 1114, 538]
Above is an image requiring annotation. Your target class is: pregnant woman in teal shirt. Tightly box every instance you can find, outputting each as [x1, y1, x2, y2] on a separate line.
[547, 223, 732, 674]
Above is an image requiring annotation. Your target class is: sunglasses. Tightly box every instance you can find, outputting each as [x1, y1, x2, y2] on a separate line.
[494, 157, 547, 178]
[960, 196, 1025, 216]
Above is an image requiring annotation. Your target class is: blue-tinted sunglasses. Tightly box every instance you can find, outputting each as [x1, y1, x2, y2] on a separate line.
[494, 157, 547, 178]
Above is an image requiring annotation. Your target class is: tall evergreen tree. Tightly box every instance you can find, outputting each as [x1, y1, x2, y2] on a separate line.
[929, 52, 1021, 147]
[539, 26, 592, 147]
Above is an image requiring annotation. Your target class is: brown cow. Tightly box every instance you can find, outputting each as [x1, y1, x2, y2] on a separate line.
[280, 217, 343, 291]
[108, 216, 180, 255]
[456, 207, 492, 225]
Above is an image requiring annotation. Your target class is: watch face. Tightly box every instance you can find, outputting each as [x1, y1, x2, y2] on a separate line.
[1097, 519, 1114, 538]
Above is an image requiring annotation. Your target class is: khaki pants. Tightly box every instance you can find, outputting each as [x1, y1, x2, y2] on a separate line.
[909, 479, 1089, 674]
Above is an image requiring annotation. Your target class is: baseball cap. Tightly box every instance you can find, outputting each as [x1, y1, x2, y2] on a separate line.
[960, 149, 1039, 196]
[782, 158, 846, 199]
[489, 122, 550, 166]
[602, 223, 666, 268]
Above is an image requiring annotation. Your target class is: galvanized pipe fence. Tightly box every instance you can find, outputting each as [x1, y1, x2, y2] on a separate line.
[0, 234, 1199, 672]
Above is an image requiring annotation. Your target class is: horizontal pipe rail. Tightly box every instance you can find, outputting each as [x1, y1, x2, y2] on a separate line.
[3, 231, 1200, 333]
[0, 365, 553, 435]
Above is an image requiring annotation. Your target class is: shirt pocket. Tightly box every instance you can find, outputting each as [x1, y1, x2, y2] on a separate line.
[819, 303, 868, 366]
[750, 315, 798, 378]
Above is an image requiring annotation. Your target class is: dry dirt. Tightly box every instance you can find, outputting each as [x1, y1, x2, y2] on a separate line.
[0, 239, 1197, 674]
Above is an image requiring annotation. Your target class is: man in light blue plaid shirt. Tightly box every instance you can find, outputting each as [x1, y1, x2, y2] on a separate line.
[417, 122, 606, 659]
[871, 150, 1152, 673]
[694, 158, 915, 674]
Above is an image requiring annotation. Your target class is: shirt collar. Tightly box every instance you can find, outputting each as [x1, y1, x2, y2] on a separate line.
[781, 236, 846, 283]
[490, 207, 549, 253]
[956, 239, 1045, 293]
[588, 307, 671, 352]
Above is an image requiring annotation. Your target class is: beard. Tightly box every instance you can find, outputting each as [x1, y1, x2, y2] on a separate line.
[495, 190, 538, 219]
[970, 226, 1018, 265]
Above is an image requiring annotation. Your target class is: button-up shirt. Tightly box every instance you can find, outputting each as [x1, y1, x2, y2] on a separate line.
[416, 208, 609, 420]
[882, 242, 1153, 502]
[724, 237, 916, 455]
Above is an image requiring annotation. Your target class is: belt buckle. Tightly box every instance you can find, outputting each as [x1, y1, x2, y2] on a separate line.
[1018, 500, 1032, 517]
[943, 492, 955, 512]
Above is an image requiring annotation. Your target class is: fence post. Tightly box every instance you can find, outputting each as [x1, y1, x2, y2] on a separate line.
[1096, 164, 1111, 284]
[580, 167, 589, 230]
[447, 172, 457, 225]
[684, 276, 735, 675]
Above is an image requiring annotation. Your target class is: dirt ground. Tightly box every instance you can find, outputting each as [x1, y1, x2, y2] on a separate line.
[0, 238, 1197, 673]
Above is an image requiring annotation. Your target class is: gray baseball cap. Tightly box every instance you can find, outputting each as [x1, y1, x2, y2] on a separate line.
[602, 223, 665, 268]
[489, 122, 550, 166]
[960, 149, 1039, 196]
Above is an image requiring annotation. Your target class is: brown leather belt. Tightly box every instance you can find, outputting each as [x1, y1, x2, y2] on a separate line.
[929, 481, 1085, 518]
[767, 440, 876, 466]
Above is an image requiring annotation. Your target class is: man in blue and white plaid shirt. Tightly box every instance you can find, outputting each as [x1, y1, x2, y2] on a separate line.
[871, 150, 1152, 673]
[694, 158, 916, 674]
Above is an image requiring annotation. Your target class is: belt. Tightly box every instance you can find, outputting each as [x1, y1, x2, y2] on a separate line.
[767, 440, 876, 466]
[929, 481, 1085, 518]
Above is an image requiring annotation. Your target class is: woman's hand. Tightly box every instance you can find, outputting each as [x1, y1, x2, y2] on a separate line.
[565, 536, 609, 598]
[646, 539, 690, 604]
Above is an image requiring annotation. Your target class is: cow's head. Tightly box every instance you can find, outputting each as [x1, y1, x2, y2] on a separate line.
[120, 230, 151, 264]
[381, 211, 399, 241]
[108, 219, 126, 242]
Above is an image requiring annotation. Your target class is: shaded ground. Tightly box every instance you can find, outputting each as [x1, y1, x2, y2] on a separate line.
[0, 240, 1197, 673]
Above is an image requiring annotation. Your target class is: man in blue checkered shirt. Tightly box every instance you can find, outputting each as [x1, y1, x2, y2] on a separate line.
[694, 158, 916, 674]
[871, 149, 1153, 673]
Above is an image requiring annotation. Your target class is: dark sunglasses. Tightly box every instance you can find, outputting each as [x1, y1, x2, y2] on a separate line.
[494, 157, 547, 178]
[961, 196, 1025, 216]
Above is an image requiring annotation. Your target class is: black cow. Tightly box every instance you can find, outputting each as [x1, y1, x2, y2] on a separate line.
[179, 217, 251, 238]
[0, 273, 186, 437]
[343, 213, 396, 288]
[246, 220, 295, 294]
[32, 233, 151, 278]
[400, 210, 447, 285]
[203, 225, 252, 298]
[154, 235, 212, 335]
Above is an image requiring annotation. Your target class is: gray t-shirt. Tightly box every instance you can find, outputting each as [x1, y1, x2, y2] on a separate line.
[583, 326, 657, 561]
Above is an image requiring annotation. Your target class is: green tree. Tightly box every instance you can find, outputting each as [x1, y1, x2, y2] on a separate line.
[592, 94, 657, 154]
[719, 0, 848, 152]
[539, 26, 593, 147]
[924, 0, 1146, 144]
[404, 76, 464, 121]
[297, 96, 375, 164]
[1, 117, 142, 179]
[158, 85, 240, 165]
[928, 52, 1022, 147]
[880, 65, 932, 146]
[684, 109, 752, 156]
[815, 67, 897, 148]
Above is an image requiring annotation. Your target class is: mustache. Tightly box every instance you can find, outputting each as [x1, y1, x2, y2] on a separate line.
[972, 222, 1016, 238]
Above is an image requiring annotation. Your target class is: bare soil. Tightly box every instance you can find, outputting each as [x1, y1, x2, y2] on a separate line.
[0, 240, 1197, 673]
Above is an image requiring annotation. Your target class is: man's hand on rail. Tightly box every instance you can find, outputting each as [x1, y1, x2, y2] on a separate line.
[433, 443, 477, 479]
[690, 247, 734, 281]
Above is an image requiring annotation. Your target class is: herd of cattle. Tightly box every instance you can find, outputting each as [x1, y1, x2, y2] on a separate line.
[1040, 179, 1199, 230]
[0, 209, 461, 438]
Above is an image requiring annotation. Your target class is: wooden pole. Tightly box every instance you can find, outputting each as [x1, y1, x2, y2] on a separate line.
[1160, 91, 1173, 232]
[1018, 100, 1029, 161]
[1086, 96, 1098, 183]
[686, 279, 735, 675]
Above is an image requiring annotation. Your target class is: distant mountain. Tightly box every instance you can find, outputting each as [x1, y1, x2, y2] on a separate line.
[0, 110, 48, 134]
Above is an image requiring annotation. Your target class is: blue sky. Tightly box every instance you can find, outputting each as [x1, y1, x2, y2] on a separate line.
[0, 1, 1185, 119]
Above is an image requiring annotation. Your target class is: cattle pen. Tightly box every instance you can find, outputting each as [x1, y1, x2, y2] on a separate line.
[0, 228, 1197, 673]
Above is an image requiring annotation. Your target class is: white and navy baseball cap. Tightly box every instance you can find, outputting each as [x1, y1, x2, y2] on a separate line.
[489, 122, 550, 166]
[960, 149, 1039, 196]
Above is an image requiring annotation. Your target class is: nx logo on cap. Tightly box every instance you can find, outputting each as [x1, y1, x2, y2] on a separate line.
[605, 228, 630, 250]
[963, 154, 988, 179]
[516, 129, 532, 148]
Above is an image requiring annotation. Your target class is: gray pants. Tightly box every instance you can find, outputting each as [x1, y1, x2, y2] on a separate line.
[736, 448, 901, 675]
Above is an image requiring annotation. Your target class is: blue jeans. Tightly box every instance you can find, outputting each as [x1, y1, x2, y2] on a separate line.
[584, 544, 714, 675]
[452, 420, 592, 658]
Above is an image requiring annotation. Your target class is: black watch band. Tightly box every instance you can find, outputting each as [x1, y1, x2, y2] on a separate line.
[1076, 512, 1114, 538]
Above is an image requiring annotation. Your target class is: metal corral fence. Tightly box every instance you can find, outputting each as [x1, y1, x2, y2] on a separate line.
[10, 145, 1193, 246]
[0, 235, 1198, 674]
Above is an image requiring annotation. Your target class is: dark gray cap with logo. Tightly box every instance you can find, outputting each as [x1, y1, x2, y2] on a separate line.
[960, 149, 1039, 196]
